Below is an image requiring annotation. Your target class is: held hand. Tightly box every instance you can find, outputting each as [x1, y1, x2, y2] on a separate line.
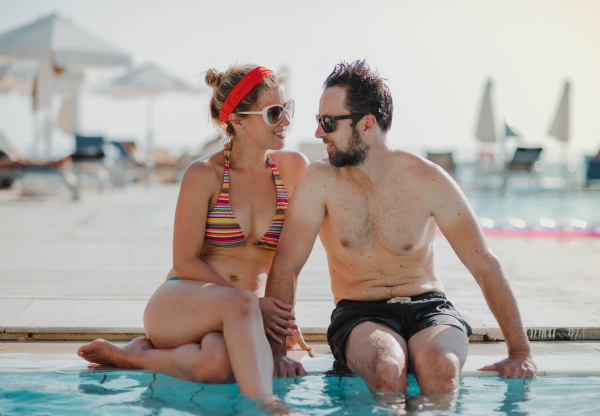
[258, 297, 298, 344]
[273, 353, 307, 378]
[287, 328, 313, 356]
[478, 351, 537, 378]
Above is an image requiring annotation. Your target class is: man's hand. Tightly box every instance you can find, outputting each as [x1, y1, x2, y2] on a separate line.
[287, 328, 313, 356]
[258, 297, 297, 344]
[273, 353, 307, 378]
[478, 351, 537, 378]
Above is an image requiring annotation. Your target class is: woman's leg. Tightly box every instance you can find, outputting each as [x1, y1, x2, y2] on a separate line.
[78, 280, 273, 397]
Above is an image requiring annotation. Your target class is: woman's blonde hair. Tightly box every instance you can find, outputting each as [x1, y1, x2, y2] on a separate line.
[205, 64, 285, 139]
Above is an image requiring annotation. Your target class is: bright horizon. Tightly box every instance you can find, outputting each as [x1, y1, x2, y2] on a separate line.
[1, 0, 600, 162]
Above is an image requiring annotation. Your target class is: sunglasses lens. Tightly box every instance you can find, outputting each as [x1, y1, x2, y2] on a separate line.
[286, 100, 295, 119]
[323, 118, 334, 133]
[267, 106, 284, 126]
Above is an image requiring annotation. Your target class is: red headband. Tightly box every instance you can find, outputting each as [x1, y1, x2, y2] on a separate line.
[219, 66, 275, 124]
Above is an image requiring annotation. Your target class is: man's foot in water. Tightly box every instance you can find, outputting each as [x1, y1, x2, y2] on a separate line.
[77, 337, 154, 368]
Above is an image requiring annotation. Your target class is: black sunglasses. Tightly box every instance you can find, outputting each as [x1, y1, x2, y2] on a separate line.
[315, 114, 365, 133]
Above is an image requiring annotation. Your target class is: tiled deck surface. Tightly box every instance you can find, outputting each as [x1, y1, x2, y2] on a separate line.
[1, 183, 600, 374]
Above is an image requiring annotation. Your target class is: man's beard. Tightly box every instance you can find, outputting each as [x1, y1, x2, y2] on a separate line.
[328, 126, 369, 167]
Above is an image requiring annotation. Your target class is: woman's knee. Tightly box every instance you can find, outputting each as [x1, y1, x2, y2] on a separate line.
[227, 290, 260, 320]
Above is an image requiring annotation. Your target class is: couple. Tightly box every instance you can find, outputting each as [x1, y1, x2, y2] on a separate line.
[78, 61, 536, 400]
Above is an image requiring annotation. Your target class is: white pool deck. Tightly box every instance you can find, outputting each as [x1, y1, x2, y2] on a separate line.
[1, 183, 600, 376]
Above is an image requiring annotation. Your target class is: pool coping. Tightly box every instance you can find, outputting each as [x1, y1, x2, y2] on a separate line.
[2, 325, 600, 342]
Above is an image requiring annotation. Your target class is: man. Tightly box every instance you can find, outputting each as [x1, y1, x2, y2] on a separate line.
[267, 60, 536, 393]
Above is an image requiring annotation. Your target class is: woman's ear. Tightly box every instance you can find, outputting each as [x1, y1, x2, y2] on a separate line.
[229, 113, 243, 128]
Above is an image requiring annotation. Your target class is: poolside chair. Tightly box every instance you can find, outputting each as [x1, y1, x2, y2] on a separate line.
[71, 135, 119, 190]
[585, 156, 600, 188]
[426, 152, 456, 177]
[0, 134, 79, 199]
[502, 147, 543, 190]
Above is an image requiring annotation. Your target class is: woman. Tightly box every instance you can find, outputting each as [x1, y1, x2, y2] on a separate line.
[77, 65, 309, 401]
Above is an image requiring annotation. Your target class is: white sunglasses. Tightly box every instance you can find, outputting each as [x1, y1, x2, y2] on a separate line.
[238, 99, 295, 126]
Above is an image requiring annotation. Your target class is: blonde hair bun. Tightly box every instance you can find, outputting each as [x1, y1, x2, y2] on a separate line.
[205, 68, 223, 90]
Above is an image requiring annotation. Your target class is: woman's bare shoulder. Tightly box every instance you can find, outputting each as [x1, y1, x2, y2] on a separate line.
[180, 152, 224, 192]
[269, 150, 309, 174]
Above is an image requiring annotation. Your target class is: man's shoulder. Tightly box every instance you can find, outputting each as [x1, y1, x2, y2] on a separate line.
[389, 149, 448, 180]
[303, 158, 337, 175]
[293, 158, 338, 191]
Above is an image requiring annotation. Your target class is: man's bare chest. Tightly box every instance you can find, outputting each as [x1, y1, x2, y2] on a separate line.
[324, 182, 432, 254]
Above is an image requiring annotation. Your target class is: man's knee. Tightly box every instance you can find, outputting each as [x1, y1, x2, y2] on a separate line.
[414, 351, 461, 393]
[366, 358, 409, 392]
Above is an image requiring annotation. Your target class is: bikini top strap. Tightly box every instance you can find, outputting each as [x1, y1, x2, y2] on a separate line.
[266, 155, 286, 192]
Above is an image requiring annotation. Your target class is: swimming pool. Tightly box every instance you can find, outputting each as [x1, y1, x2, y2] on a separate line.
[1, 370, 599, 415]
[464, 191, 600, 237]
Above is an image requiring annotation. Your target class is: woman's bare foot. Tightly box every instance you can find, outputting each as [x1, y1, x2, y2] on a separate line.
[77, 337, 154, 368]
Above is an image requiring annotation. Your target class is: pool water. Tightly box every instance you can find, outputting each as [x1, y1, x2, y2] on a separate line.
[1, 371, 599, 415]
[465, 191, 600, 230]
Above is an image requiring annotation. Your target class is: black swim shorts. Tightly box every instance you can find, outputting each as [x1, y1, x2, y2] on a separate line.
[326, 291, 472, 369]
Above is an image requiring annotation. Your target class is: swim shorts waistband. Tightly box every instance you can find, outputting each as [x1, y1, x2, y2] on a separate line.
[338, 291, 446, 305]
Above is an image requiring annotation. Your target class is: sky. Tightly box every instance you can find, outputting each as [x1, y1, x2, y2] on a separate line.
[1, 0, 599, 161]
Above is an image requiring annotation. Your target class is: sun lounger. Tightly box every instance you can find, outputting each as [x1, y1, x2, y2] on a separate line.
[585, 156, 600, 188]
[502, 147, 543, 190]
[0, 135, 79, 200]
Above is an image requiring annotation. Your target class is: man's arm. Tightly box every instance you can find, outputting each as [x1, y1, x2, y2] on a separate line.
[266, 163, 328, 376]
[427, 165, 536, 378]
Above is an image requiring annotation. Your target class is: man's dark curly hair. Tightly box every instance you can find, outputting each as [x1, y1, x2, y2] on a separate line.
[323, 60, 393, 132]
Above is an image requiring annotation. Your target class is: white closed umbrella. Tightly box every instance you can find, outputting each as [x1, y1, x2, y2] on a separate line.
[548, 81, 571, 186]
[475, 80, 497, 143]
[475, 79, 498, 174]
[110, 63, 198, 151]
[0, 13, 131, 158]
[548, 81, 570, 143]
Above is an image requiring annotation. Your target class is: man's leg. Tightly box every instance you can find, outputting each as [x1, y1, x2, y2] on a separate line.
[344, 321, 409, 392]
[407, 325, 468, 394]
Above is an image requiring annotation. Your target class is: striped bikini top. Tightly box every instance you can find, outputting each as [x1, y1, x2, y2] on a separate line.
[204, 142, 289, 250]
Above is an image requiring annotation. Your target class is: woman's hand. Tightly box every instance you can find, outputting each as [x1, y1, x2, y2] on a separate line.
[258, 297, 298, 344]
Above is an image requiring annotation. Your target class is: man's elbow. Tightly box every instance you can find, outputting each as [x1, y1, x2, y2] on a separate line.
[471, 252, 504, 286]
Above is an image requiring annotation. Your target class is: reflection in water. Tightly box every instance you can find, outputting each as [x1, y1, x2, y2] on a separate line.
[495, 378, 533, 416]
[77, 370, 259, 416]
[4, 370, 598, 415]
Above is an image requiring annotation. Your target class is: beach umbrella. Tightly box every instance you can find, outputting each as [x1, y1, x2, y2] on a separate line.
[548, 81, 570, 143]
[475, 80, 497, 143]
[0, 13, 130, 67]
[548, 81, 571, 184]
[110, 63, 198, 150]
[0, 13, 131, 158]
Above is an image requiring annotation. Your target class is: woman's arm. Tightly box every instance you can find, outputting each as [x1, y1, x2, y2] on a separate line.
[171, 159, 236, 288]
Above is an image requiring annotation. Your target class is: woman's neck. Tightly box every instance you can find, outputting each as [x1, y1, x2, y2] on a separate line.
[228, 140, 270, 172]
